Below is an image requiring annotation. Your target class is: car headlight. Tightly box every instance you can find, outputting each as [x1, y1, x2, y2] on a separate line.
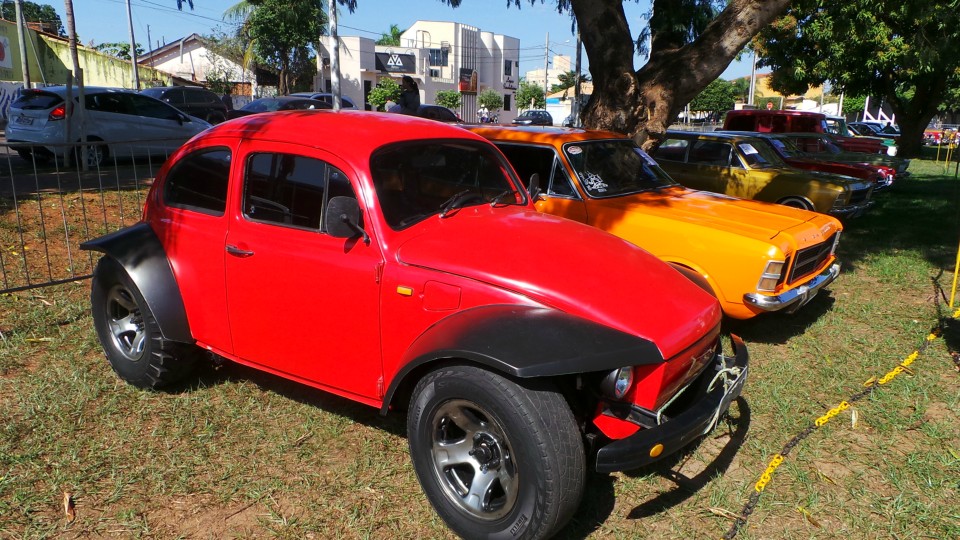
[601, 367, 634, 400]
[757, 260, 785, 292]
[830, 231, 842, 256]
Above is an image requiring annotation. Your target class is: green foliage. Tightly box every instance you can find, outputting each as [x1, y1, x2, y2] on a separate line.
[368, 78, 401, 111]
[376, 24, 404, 46]
[842, 95, 867, 116]
[247, 0, 326, 94]
[688, 79, 736, 114]
[549, 70, 590, 93]
[478, 89, 503, 112]
[93, 42, 144, 61]
[1, 0, 64, 36]
[435, 89, 461, 110]
[516, 80, 545, 111]
[730, 77, 750, 103]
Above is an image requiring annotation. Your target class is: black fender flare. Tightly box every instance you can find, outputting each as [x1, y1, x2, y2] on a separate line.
[380, 305, 664, 414]
[81, 222, 193, 343]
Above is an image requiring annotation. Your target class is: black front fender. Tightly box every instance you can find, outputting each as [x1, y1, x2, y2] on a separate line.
[81, 223, 192, 343]
[381, 305, 663, 414]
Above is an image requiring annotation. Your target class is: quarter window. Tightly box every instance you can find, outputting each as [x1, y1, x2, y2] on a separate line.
[243, 153, 354, 231]
[163, 148, 231, 215]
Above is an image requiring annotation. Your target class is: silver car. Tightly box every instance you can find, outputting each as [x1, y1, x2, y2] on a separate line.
[6, 86, 211, 166]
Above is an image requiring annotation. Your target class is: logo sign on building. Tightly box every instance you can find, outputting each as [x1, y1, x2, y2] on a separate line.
[375, 52, 415, 73]
[458, 68, 478, 94]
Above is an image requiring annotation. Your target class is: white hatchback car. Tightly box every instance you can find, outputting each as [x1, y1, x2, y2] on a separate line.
[6, 86, 211, 166]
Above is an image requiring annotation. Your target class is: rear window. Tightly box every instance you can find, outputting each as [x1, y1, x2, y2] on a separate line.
[12, 91, 63, 110]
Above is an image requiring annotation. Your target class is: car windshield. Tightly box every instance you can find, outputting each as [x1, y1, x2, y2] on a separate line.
[242, 99, 281, 113]
[563, 140, 676, 197]
[371, 141, 524, 230]
[737, 140, 785, 169]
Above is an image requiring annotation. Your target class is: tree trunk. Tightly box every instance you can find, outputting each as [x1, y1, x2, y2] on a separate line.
[887, 74, 947, 158]
[571, 0, 790, 149]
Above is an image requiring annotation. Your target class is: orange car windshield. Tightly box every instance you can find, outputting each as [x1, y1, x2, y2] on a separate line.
[564, 140, 676, 198]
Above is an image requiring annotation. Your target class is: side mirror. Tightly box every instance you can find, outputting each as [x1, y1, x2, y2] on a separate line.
[325, 196, 370, 244]
[527, 173, 542, 201]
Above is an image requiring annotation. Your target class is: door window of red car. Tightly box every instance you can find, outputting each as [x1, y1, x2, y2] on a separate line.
[243, 152, 354, 231]
[162, 148, 231, 215]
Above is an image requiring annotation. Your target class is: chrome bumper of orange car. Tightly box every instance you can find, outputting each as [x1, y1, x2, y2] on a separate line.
[744, 262, 841, 313]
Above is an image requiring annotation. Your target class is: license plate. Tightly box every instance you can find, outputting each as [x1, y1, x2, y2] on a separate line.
[15, 116, 33, 125]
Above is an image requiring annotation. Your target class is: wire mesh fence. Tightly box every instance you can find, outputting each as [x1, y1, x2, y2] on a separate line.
[0, 139, 179, 294]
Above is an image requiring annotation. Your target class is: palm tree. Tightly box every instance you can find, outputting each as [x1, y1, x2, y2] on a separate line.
[376, 24, 404, 46]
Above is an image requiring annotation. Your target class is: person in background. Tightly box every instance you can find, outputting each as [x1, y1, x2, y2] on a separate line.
[397, 76, 420, 115]
[221, 93, 233, 111]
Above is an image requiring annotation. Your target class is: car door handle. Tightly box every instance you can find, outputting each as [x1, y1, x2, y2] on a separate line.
[226, 245, 254, 258]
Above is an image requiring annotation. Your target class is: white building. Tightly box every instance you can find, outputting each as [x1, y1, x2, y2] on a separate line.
[317, 21, 520, 123]
[524, 54, 571, 95]
[139, 34, 261, 101]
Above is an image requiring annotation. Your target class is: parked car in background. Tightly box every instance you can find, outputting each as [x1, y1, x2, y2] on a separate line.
[723, 109, 895, 156]
[387, 103, 461, 122]
[141, 86, 228, 124]
[512, 109, 554, 126]
[724, 131, 896, 191]
[650, 130, 874, 218]
[777, 132, 910, 180]
[6, 86, 211, 167]
[80, 110, 747, 540]
[288, 92, 360, 109]
[227, 96, 331, 119]
[470, 125, 843, 319]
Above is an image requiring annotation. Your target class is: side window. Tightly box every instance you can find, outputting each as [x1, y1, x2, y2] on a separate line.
[165, 89, 185, 105]
[129, 94, 180, 120]
[495, 144, 578, 199]
[689, 141, 733, 167]
[652, 139, 689, 162]
[85, 93, 131, 114]
[548, 158, 576, 197]
[163, 148, 231, 215]
[243, 153, 354, 231]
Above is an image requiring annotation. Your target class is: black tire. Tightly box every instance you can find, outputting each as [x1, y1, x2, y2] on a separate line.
[90, 257, 198, 389]
[407, 365, 585, 540]
[778, 196, 815, 211]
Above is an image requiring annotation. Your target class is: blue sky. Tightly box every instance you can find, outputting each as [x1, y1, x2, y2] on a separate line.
[71, 0, 757, 79]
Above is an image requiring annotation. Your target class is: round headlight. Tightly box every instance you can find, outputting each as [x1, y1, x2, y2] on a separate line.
[601, 367, 634, 400]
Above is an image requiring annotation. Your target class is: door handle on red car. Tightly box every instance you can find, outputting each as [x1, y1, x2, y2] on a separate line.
[226, 245, 254, 257]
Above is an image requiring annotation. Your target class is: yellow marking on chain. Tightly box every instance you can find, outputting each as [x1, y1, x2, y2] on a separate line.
[814, 400, 850, 427]
[753, 454, 785, 493]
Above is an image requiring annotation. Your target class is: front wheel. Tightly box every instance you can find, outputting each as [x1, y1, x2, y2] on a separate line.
[90, 257, 199, 389]
[407, 365, 585, 540]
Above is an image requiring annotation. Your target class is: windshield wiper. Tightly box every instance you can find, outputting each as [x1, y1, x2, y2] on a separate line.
[489, 189, 519, 206]
[439, 190, 472, 218]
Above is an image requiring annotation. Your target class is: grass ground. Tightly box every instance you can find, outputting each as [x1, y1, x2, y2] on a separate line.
[0, 159, 958, 539]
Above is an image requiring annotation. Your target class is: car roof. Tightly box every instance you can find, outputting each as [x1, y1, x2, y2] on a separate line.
[664, 130, 757, 141]
[201, 110, 489, 159]
[468, 125, 626, 145]
[22, 86, 135, 97]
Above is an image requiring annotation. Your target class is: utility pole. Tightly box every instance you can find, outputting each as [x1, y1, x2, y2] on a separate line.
[125, 0, 140, 89]
[14, 0, 30, 87]
[748, 48, 757, 106]
[542, 32, 549, 107]
[146, 24, 153, 67]
[572, 30, 582, 127]
[328, 0, 341, 110]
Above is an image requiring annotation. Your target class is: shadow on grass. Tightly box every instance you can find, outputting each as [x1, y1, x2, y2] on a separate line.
[725, 293, 836, 345]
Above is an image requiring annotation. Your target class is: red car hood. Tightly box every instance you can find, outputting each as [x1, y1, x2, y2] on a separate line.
[396, 208, 720, 359]
[785, 157, 874, 180]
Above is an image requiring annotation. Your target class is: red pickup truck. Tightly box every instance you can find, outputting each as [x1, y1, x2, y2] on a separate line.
[723, 109, 889, 155]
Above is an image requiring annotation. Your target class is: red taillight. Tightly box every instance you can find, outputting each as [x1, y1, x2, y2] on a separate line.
[48, 104, 66, 121]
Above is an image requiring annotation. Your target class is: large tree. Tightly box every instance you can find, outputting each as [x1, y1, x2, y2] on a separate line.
[1, 0, 65, 36]
[247, 0, 325, 95]
[757, 0, 960, 157]
[441, 1, 790, 149]
[376, 24, 404, 46]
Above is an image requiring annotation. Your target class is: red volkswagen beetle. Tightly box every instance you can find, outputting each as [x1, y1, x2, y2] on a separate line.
[81, 111, 747, 540]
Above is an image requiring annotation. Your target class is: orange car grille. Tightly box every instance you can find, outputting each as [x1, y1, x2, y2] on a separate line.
[788, 232, 837, 284]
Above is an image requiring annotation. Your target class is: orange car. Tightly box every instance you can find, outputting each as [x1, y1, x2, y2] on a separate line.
[470, 125, 843, 319]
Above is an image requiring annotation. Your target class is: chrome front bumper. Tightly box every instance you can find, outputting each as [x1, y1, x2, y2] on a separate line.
[743, 262, 841, 312]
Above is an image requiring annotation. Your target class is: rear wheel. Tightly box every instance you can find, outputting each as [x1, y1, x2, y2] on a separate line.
[91, 257, 199, 389]
[72, 137, 108, 167]
[407, 365, 585, 540]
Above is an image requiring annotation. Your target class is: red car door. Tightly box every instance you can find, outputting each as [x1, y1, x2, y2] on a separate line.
[224, 141, 385, 402]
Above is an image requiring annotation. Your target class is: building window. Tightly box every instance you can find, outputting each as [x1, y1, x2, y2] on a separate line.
[504, 59, 512, 77]
[503, 95, 511, 112]
[429, 49, 449, 67]
[429, 68, 441, 78]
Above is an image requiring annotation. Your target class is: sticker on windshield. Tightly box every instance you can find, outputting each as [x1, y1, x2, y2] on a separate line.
[739, 143, 759, 155]
[582, 172, 608, 193]
[567, 146, 583, 155]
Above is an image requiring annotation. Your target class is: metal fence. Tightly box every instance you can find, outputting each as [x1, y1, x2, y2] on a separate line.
[0, 139, 180, 294]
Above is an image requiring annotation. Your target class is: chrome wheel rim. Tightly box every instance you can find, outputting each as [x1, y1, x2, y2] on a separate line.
[429, 399, 519, 521]
[105, 284, 145, 362]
